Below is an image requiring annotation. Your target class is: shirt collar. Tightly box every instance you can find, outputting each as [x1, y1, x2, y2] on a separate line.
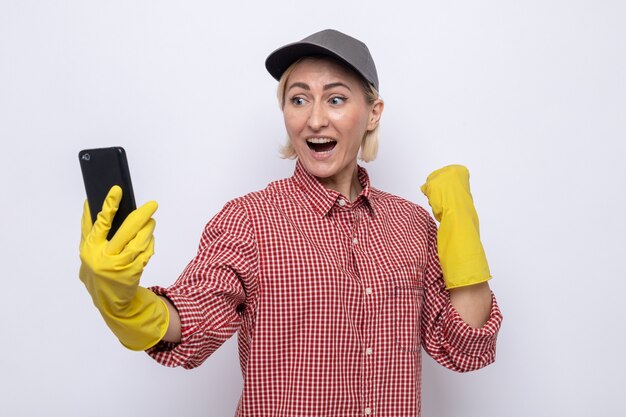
[292, 160, 376, 218]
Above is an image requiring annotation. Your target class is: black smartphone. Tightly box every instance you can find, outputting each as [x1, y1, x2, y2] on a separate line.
[79, 147, 137, 240]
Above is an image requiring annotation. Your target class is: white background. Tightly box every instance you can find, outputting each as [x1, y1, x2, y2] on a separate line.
[1, 1, 624, 416]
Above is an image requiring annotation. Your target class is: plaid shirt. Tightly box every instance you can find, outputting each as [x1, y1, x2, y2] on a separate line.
[148, 161, 502, 416]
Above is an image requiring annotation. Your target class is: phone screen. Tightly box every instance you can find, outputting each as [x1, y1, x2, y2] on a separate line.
[79, 147, 137, 240]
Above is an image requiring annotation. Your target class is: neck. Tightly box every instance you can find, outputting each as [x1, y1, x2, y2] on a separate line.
[317, 165, 362, 202]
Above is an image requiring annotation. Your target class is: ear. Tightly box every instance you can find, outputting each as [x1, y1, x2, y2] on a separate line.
[367, 99, 384, 131]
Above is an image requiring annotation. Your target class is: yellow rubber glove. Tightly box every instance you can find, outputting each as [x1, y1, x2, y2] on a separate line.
[79, 186, 169, 351]
[420, 165, 492, 289]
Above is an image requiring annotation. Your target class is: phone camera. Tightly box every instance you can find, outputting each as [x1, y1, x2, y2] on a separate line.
[82, 153, 91, 161]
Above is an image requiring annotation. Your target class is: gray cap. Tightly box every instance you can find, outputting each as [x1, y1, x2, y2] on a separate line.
[265, 29, 379, 91]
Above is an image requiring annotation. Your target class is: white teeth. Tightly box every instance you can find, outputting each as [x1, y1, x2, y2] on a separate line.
[306, 137, 335, 144]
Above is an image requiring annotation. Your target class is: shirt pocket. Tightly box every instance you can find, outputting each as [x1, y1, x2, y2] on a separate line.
[392, 264, 424, 353]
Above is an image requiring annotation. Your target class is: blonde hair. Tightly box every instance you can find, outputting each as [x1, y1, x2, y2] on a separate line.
[276, 57, 381, 162]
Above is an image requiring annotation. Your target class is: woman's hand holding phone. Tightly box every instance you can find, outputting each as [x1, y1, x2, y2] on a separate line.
[79, 186, 170, 351]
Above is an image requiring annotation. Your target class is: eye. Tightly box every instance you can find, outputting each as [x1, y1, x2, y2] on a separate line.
[290, 97, 306, 106]
[329, 96, 347, 105]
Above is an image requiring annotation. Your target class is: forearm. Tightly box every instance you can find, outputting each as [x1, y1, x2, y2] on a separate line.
[159, 296, 182, 343]
[449, 281, 492, 329]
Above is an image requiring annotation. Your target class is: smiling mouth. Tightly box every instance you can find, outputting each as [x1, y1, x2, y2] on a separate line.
[306, 137, 337, 153]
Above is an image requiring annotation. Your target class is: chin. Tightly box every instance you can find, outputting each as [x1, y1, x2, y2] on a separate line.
[301, 159, 337, 178]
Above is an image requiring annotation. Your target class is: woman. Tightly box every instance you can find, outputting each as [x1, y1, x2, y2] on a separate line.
[79, 29, 502, 416]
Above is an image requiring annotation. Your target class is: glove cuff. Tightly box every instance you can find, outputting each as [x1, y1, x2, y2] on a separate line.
[101, 287, 170, 351]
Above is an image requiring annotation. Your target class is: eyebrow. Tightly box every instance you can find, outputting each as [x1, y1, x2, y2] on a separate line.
[287, 81, 352, 92]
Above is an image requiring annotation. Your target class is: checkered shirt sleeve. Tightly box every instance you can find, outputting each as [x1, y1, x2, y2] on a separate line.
[147, 201, 258, 369]
[421, 215, 502, 372]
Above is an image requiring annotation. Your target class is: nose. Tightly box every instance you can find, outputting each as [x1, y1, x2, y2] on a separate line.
[307, 101, 329, 131]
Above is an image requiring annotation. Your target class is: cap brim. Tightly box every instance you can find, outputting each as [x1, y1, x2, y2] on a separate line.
[265, 42, 365, 84]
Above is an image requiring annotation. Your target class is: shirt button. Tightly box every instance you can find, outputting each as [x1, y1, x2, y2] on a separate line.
[352, 237, 358, 245]
[338, 199, 346, 207]
[364, 408, 372, 415]
[365, 287, 372, 295]
[366, 347, 373, 355]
